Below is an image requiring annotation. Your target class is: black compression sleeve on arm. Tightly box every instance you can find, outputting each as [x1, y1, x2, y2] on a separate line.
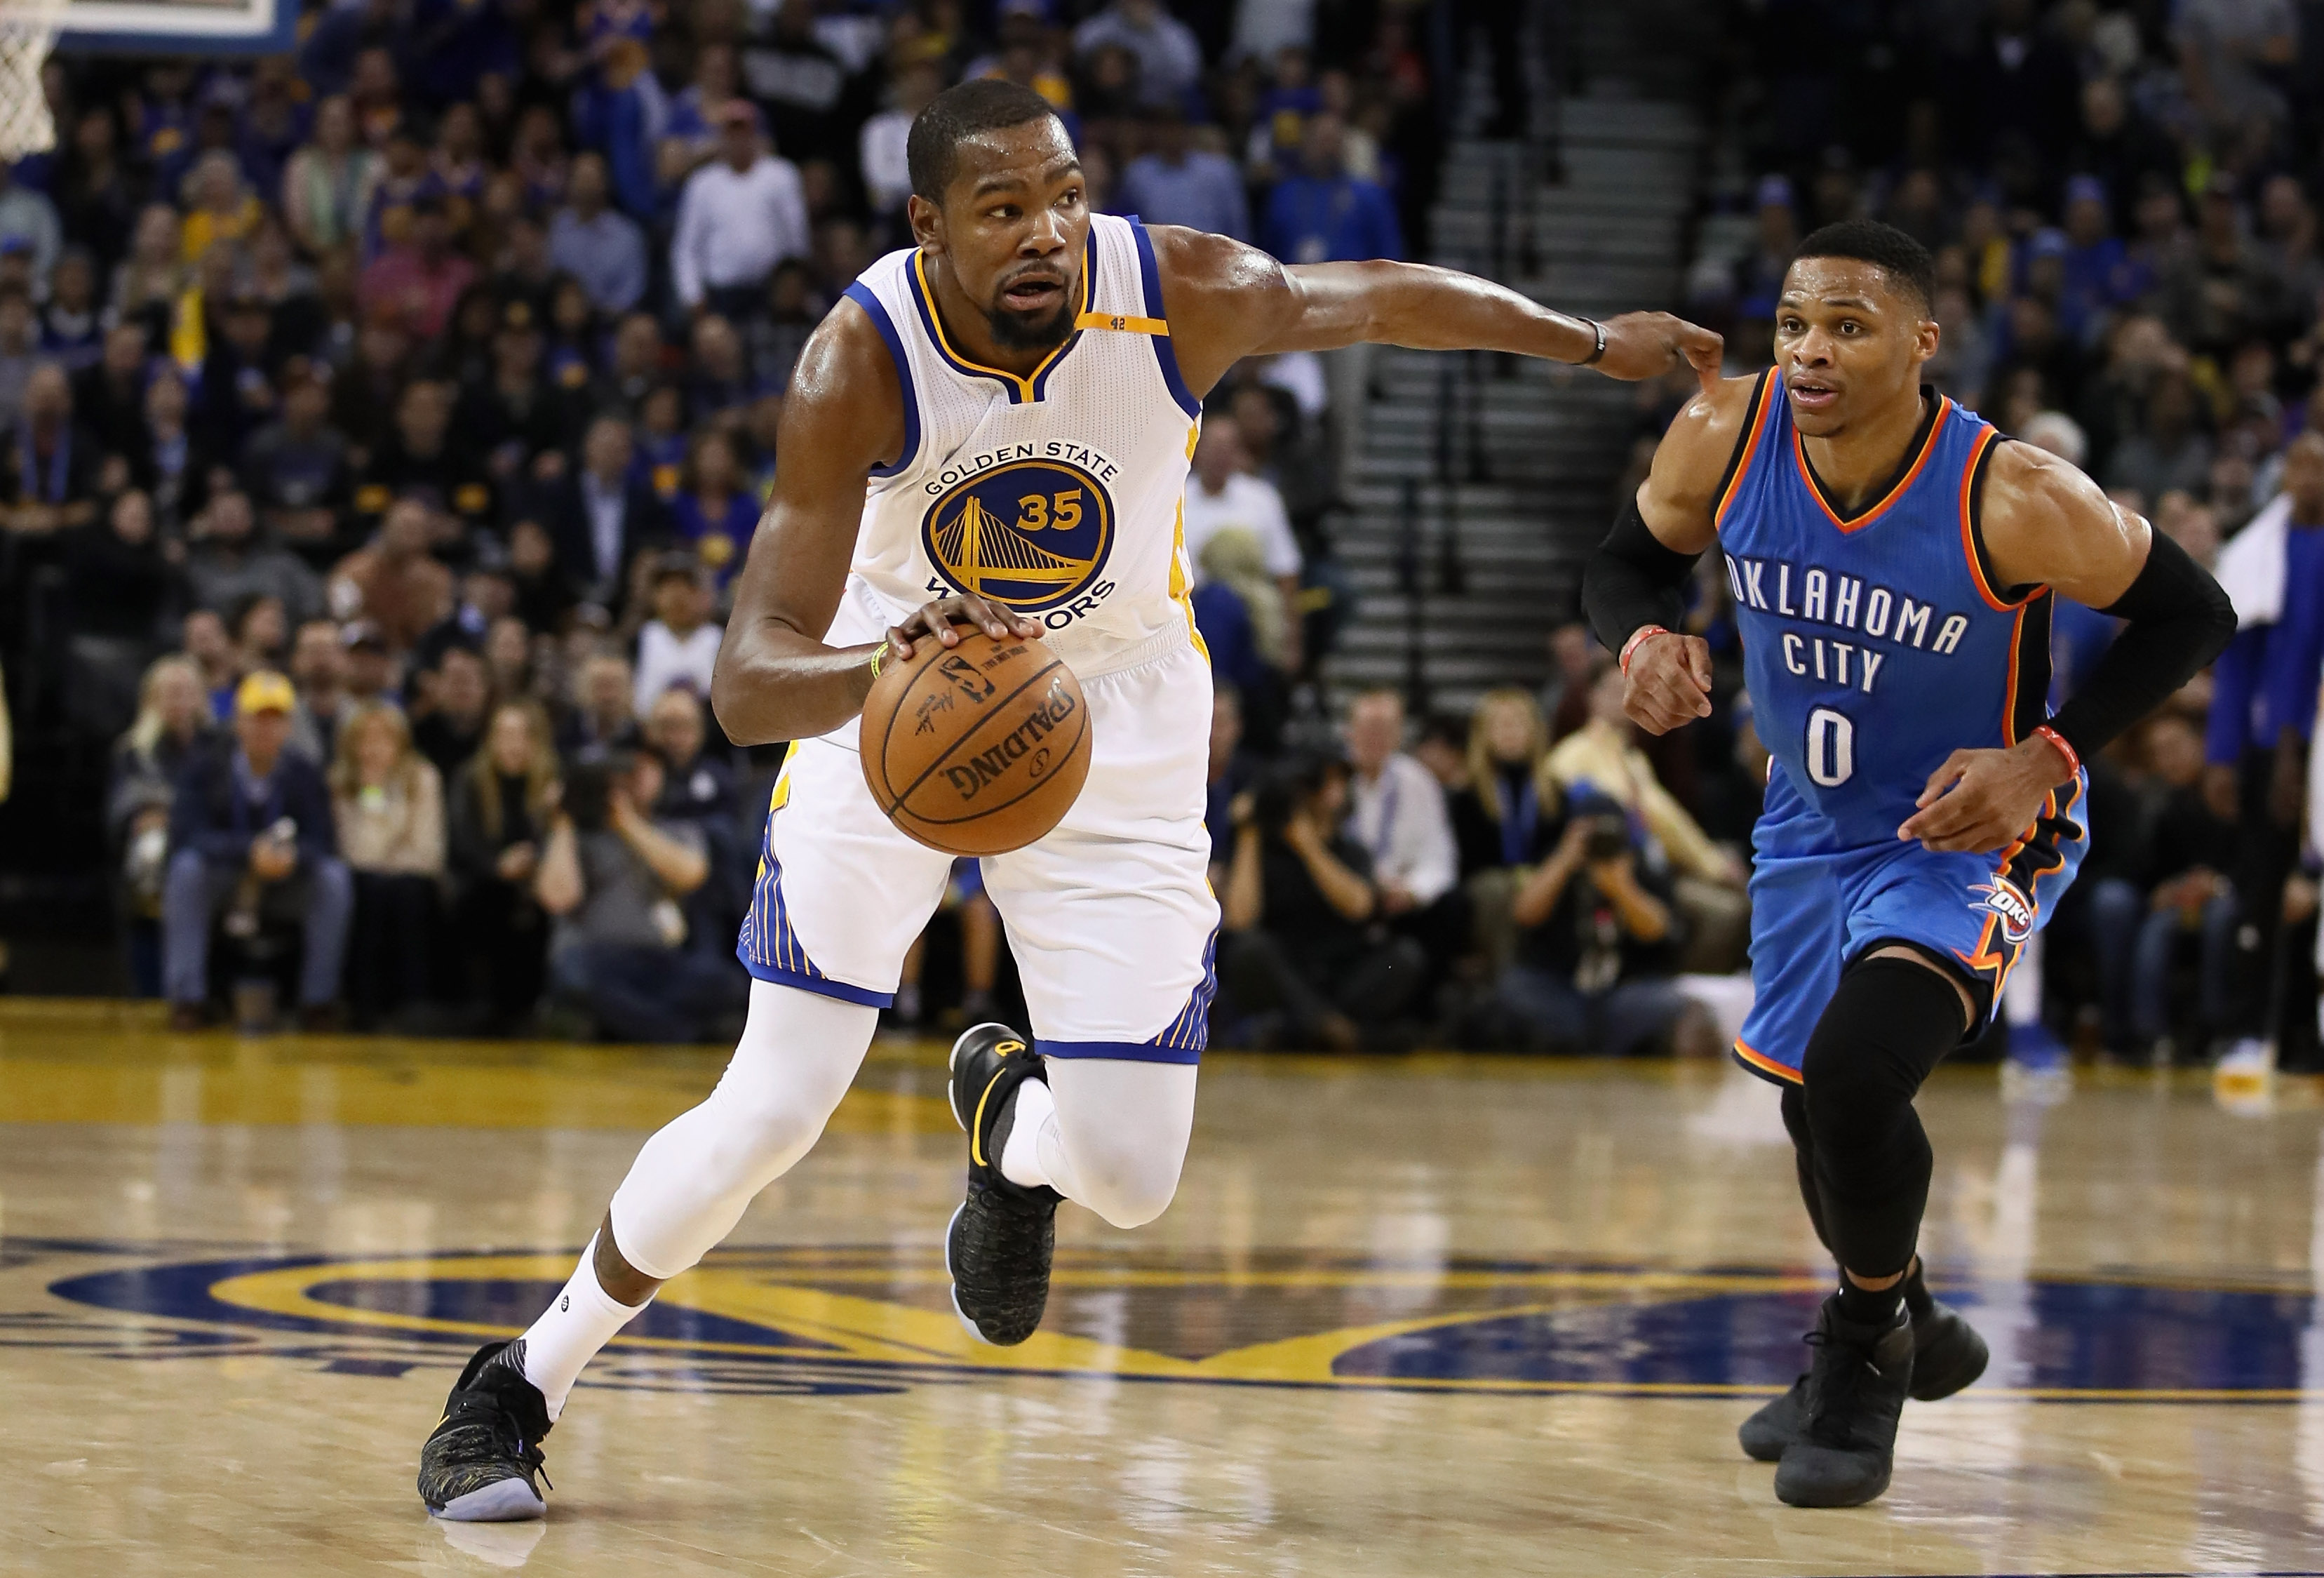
[2045, 529, 2236, 761]
[1583, 493, 1700, 658]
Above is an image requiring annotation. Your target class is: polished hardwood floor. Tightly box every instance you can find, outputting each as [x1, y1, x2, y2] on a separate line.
[6, 996, 2324, 1576]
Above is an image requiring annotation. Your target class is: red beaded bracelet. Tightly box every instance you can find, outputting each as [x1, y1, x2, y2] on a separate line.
[2032, 724, 2081, 780]
[1618, 625, 1671, 676]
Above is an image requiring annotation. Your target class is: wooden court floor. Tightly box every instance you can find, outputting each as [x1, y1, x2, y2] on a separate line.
[7, 999, 2324, 1577]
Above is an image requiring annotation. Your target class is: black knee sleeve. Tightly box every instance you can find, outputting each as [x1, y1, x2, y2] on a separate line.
[1797, 956, 1967, 1279]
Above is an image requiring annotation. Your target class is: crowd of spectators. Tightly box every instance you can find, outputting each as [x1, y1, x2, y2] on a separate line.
[20, 0, 2323, 1067]
[1672, 0, 2324, 1067]
[0, 0, 1504, 1042]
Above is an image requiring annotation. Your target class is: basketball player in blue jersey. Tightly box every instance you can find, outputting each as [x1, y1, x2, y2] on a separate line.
[1586, 220, 2235, 1509]
[414, 79, 1724, 1520]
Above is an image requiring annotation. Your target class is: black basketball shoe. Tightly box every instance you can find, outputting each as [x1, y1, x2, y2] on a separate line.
[1771, 1294, 1915, 1508]
[417, 1339, 553, 1521]
[945, 1021, 1061, 1346]
[1740, 1292, 1988, 1461]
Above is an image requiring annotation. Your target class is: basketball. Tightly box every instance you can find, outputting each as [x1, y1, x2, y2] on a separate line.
[858, 629, 1091, 855]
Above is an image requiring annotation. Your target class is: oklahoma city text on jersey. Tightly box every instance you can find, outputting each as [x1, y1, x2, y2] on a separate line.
[1721, 551, 1974, 696]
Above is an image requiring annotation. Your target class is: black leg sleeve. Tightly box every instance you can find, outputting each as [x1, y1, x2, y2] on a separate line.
[1778, 1084, 1836, 1260]
[1799, 957, 1969, 1280]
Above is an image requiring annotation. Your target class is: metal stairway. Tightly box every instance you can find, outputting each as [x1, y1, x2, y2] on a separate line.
[1324, 64, 1707, 714]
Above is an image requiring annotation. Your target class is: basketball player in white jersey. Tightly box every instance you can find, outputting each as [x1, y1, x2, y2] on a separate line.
[417, 80, 1721, 1520]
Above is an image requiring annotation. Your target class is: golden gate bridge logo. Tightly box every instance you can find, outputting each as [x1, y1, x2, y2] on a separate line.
[921, 458, 1113, 611]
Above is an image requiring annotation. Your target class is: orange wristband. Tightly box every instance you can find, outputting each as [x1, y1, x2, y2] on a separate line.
[1619, 625, 1671, 676]
[2033, 724, 2081, 781]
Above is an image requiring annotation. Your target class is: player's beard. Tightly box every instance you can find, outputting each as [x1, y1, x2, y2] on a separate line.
[987, 292, 1077, 352]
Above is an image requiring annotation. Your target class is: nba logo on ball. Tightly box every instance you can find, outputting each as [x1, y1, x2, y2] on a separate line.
[1970, 877, 2036, 945]
[921, 457, 1115, 615]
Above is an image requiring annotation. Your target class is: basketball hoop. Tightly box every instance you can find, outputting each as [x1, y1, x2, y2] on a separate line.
[0, 0, 65, 161]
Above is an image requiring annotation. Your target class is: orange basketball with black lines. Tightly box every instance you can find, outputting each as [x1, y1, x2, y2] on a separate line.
[859, 631, 1091, 856]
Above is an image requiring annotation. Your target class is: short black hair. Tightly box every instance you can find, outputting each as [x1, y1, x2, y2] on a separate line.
[906, 79, 1062, 203]
[1791, 219, 1936, 316]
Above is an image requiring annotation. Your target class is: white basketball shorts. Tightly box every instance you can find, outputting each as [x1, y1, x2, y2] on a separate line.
[735, 620, 1220, 1063]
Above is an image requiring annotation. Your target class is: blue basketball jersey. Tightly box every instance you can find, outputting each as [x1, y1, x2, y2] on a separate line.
[1717, 372, 2050, 850]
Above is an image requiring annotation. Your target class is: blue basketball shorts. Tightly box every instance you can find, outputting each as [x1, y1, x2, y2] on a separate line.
[1733, 763, 2088, 1087]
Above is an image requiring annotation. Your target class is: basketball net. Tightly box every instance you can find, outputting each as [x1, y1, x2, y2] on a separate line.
[0, 0, 65, 160]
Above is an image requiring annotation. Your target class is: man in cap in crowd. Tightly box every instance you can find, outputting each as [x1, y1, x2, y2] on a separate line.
[160, 669, 351, 1030]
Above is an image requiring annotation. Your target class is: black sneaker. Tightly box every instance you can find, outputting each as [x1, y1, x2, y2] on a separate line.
[944, 1021, 1060, 1346]
[1740, 1293, 1988, 1461]
[417, 1339, 553, 1521]
[1772, 1295, 1914, 1508]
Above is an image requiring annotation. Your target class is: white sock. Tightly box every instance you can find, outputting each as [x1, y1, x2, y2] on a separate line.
[997, 1075, 1054, 1189]
[515, 1234, 650, 1420]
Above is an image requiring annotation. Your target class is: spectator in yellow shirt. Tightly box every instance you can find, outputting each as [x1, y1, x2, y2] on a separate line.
[179, 152, 264, 264]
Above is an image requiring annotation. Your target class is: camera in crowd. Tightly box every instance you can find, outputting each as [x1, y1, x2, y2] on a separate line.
[1251, 751, 1348, 838]
[561, 756, 620, 834]
[1581, 813, 1632, 864]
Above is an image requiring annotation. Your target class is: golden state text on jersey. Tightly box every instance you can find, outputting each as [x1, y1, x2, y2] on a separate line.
[917, 443, 1120, 628]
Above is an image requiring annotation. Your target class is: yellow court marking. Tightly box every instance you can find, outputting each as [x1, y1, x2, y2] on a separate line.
[0, 1056, 953, 1132]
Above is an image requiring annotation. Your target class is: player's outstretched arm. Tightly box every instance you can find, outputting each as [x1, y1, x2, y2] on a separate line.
[1581, 374, 1763, 735]
[1897, 443, 2235, 853]
[711, 302, 1040, 747]
[1151, 226, 1722, 401]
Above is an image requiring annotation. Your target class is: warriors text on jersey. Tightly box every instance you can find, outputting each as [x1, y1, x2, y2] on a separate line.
[837, 210, 1206, 676]
[1718, 370, 2088, 1084]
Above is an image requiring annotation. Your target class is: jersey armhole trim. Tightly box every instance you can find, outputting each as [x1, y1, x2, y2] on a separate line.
[1961, 430, 2048, 610]
[842, 282, 920, 479]
[1131, 220, 1204, 420]
[1710, 368, 1775, 530]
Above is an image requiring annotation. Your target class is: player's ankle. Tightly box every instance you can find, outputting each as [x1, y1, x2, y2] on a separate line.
[997, 1075, 1054, 1191]
[1837, 1273, 1905, 1328]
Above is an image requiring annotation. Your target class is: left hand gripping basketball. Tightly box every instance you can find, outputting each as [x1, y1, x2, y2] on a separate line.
[859, 622, 1092, 857]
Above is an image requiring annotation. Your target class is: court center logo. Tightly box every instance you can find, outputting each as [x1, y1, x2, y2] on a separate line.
[26, 1241, 2324, 1402]
[920, 449, 1115, 617]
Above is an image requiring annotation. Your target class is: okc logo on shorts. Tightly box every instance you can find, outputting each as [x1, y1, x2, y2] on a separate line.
[1970, 876, 2036, 945]
[921, 457, 1114, 612]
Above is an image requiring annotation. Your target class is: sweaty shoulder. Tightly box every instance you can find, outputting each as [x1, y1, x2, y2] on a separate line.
[1144, 223, 1296, 398]
[1637, 371, 1774, 549]
[782, 294, 908, 477]
[1977, 437, 2149, 608]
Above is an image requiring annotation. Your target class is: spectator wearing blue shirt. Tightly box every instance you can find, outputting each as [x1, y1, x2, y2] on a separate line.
[2059, 176, 2136, 344]
[2205, 432, 2324, 1040]
[668, 429, 758, 590]
[1120, 107, 1248, 241]
[1264, 114, 1403, 485]
[548, 154, 648, 316]
[2209, 436, 2324, 772]
[1262, 114, 1404, 266]
[1073, 0, 1204, 112]
[571, 37, 667, 222]
[161, 669, 352, 1030]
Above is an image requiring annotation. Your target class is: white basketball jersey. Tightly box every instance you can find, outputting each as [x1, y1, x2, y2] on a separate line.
[838, 213, 1206, 676]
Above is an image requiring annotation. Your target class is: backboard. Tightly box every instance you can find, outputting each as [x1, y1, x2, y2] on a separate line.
[53, 0, 297, 56]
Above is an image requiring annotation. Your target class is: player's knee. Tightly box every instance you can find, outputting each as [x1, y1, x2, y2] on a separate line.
[1799, 956, 1963, 1153]
[697, 1071, 849, 1182]
[1068, 1143, 1185, 1230]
